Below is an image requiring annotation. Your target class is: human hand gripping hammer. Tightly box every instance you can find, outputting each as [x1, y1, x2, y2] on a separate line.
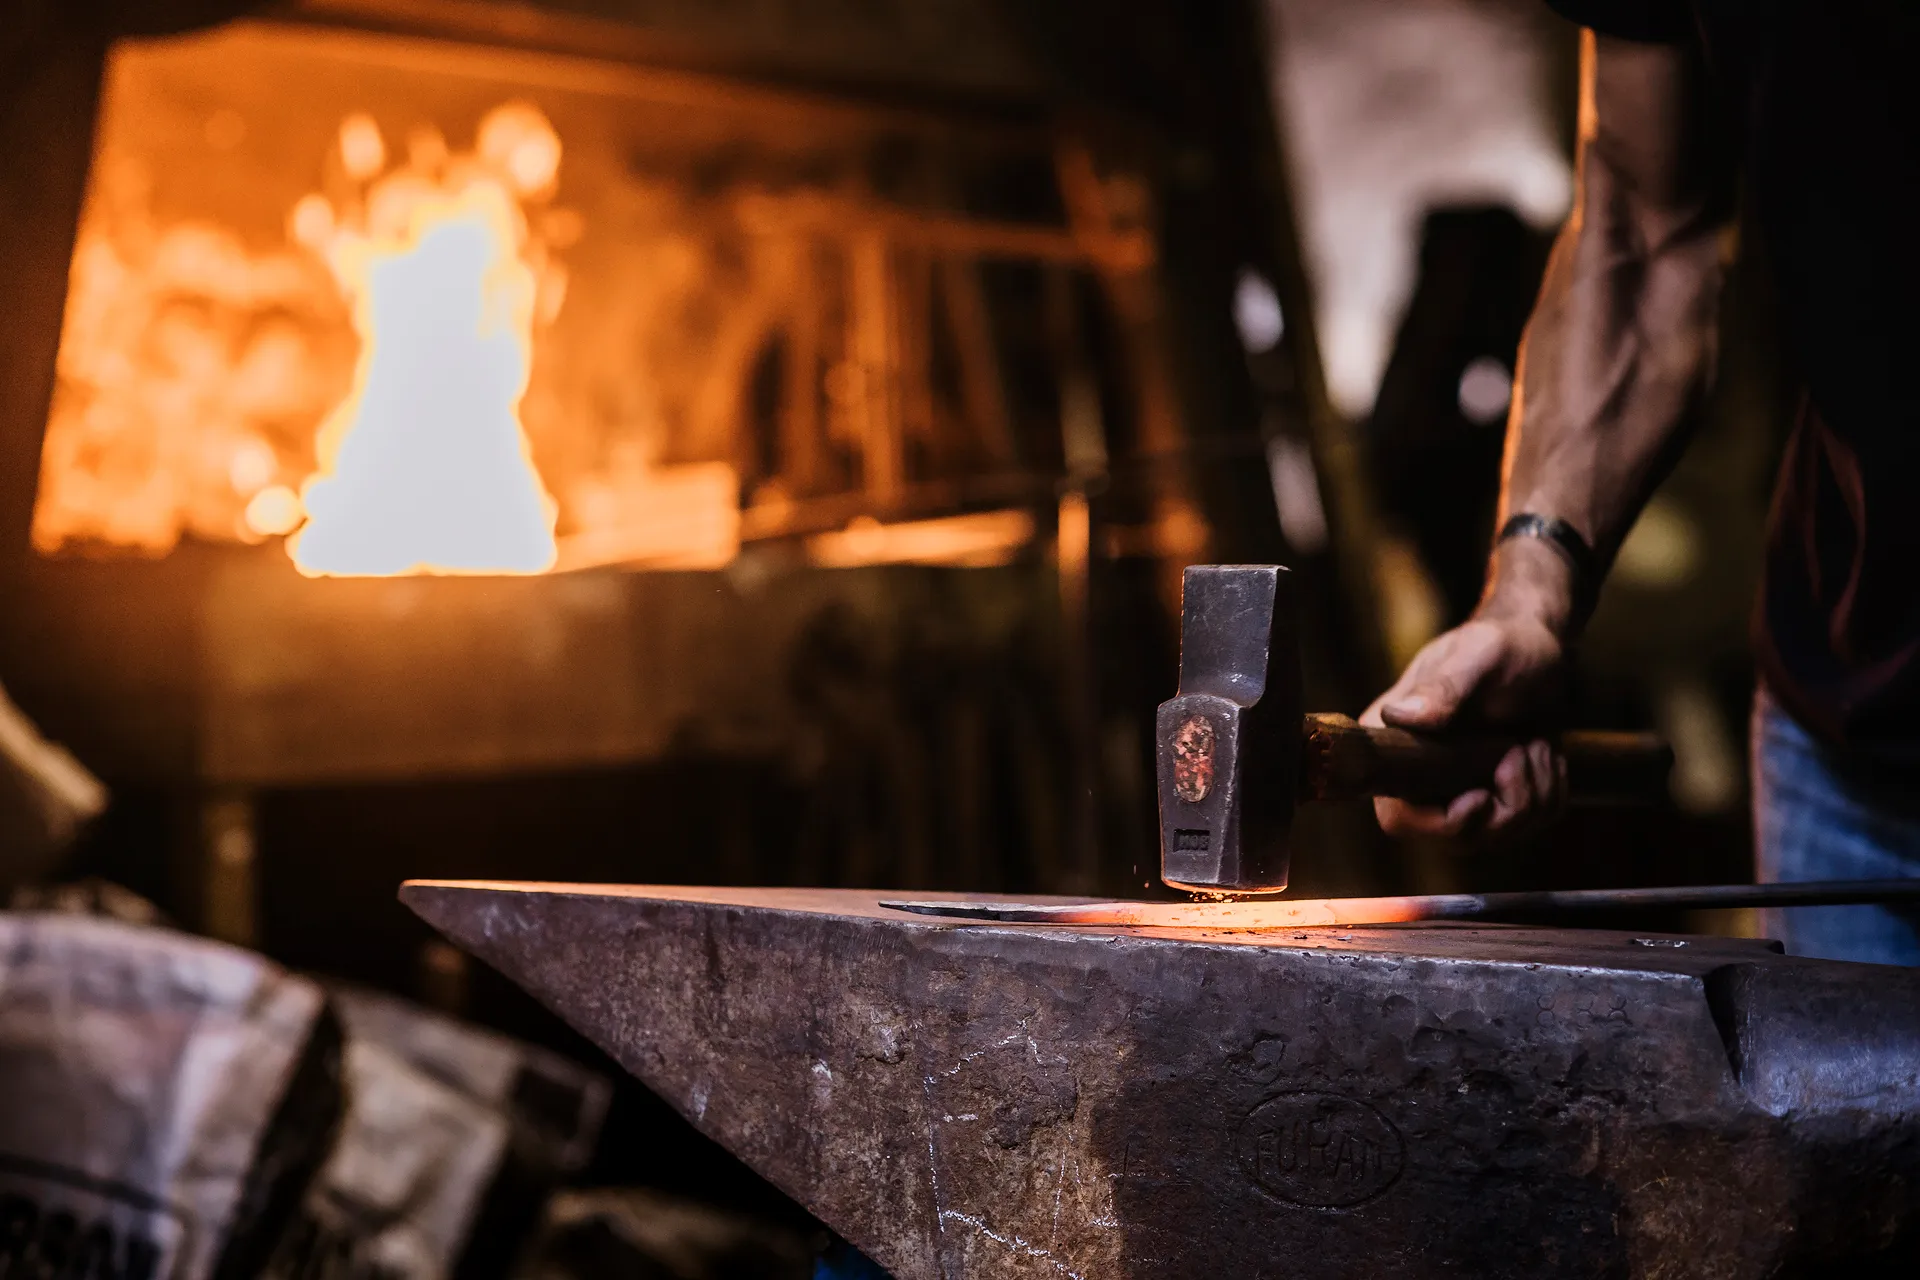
[886, 564, 1920, 926]
[1155, 564, 1670, 894]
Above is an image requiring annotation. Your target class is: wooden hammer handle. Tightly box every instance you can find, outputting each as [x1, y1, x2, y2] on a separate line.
[1302, 713, 1673, 805]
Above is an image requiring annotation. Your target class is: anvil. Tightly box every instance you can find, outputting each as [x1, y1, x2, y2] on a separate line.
[402, 882, 1920, 1278]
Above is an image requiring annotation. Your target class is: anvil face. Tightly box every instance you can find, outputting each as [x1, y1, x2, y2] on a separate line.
[401, 883, 1920, 1278]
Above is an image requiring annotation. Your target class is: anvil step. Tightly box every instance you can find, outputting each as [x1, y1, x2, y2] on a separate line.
[401, 882, 1920, 1279]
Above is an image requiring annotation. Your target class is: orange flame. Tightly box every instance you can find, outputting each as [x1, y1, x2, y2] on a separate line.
[34, 31, 752, 572]
[287, 106, 561, 576]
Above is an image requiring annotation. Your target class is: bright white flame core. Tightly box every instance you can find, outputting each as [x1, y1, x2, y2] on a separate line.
[290, 183, 557, 576]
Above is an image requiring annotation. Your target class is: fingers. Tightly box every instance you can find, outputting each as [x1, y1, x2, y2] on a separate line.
[1363, 651, 1442, 730]
[1362, 616, 1573, 845]
[1485, 744, 1532, 831]
[1363, 626, 1525, 839]
[1529, 738, 1568, 814]
[1363, 660, 1447, 730]
[1374, 789, 1491, 838]
[1483, 739, 1565, 835]
[1375, 624, 1509, 731]
[1375, 739, 1568, 843]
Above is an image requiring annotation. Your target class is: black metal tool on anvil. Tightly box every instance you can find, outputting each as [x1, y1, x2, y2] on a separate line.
[1153, 563, 1672, 893]
[401, 882, 1920, 1278]
[890, 563, 1916, 926]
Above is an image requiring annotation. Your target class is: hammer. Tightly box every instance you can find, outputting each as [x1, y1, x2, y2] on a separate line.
[1156, 564, 1673, 894]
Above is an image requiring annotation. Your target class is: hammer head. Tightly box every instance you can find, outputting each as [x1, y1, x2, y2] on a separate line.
[1156, 565, 1300, 894]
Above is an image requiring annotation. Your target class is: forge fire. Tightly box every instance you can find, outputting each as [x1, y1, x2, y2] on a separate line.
[31, 23, 768, 576]
[36, 77, 574, 575]
[27, 19, 1098, 582]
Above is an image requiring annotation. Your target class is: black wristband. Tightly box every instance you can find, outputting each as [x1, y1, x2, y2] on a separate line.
[1495, 513, 1599, 609]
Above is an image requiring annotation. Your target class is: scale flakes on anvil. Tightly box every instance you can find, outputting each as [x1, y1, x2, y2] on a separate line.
[402, 880, 1920, 1279]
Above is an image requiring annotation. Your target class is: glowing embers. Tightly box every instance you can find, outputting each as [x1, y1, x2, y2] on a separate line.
[31, 177, 352, 557]
[288, 107, 562, 576]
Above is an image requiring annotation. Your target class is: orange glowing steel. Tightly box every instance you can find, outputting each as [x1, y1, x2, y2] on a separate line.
[288, 106, 562, 577]
[885, 896, 1440, 928]
[1029, 898, 1431, 927]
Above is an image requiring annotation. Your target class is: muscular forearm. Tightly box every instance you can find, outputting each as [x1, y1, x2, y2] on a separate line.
[1366, 32, 1728, 836]
[1484, 32, 1728, 637]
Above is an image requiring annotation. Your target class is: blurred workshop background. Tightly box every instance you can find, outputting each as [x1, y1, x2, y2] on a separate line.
[1, 0, 1782, 1276]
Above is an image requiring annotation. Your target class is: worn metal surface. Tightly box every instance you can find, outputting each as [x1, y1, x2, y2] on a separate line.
[401, 882, 1920, 1278]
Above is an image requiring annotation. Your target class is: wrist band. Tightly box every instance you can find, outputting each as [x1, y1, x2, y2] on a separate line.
[1495, 513, 1599, 609]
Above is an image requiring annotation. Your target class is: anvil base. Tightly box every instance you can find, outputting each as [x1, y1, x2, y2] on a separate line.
[401, 882, 1920, 1278]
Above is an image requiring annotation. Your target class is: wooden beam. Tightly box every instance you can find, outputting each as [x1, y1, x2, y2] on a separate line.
[0, 16, 109, 581]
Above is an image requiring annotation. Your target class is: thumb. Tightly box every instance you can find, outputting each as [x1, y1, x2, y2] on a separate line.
[1377, 626, 1505, 730]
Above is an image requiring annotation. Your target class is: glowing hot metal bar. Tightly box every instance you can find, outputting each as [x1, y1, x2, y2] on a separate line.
[882, 878, 1920, 928]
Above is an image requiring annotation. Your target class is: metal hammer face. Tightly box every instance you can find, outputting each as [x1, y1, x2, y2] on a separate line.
[1156, 565, 1300, 893]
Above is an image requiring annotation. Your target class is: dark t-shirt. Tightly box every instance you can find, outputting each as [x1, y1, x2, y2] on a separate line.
[1547, 0, 1920, 747]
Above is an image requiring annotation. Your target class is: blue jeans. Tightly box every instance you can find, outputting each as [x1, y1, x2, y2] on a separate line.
[1753, 692, 1920, 963]
[815, 1242, 892, 1279]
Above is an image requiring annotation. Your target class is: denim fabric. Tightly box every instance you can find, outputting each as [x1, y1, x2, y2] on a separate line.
[1752, 692, 1920, 964]
[814, 1241, 892, 1279]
